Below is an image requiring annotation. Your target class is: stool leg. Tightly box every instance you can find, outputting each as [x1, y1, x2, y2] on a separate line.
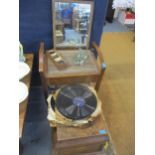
[95, 69, 104, 91]
[95, 63, 107, 91]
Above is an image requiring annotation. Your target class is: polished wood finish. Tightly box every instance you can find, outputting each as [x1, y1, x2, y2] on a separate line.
[92, 42, 104, 64]
[92, 42, 106, 91]
[39, 42, 44, 73]
[39, 43, 48, 96]
[19, 54, 34, 138]
[38, 42, 105, 94]
[45, 49, 100, 79]
[52, 114, 109, 155]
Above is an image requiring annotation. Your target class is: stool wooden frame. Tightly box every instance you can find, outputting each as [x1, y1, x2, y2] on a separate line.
[38, 42, 106, 97]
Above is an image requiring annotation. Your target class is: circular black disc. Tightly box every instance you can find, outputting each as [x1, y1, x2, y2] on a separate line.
[55, 84, 97, 120]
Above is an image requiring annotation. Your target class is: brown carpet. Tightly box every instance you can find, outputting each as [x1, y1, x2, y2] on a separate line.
[99, 32, 135, 155]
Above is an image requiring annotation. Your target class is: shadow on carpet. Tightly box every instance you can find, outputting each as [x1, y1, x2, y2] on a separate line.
[20, 86, 52, 155]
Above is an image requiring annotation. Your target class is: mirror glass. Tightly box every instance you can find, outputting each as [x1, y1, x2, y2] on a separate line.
[53, 1, 93, 48]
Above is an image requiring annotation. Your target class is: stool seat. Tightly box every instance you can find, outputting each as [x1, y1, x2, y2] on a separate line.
[45, 49, 100, 78]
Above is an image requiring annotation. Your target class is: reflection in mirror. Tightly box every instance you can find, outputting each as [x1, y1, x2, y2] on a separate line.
[54, 1, 93, 48]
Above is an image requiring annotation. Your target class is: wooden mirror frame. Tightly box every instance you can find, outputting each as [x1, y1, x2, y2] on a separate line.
[52, 0, 94, 49]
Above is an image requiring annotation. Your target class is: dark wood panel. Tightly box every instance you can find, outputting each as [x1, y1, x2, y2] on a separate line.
[52, 115, 109, 155]
[57, 143, 103, 155]
[46, 74, 99, 85]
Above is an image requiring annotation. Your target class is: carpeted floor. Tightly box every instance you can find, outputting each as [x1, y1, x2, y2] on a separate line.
[99, 32, 135, 155]
[103, 20, 130, 32]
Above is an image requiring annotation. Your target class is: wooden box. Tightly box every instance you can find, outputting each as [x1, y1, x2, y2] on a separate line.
[52, 115, 109, 155]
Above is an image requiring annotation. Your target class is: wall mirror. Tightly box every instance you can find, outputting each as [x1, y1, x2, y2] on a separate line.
[52, 0, 94, 49]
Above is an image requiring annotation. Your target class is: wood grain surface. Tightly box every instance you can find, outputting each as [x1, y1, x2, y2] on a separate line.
[56, 115, 108, 142]
[46, 49, 99, 77]
[52, 114, 109, 155]
[38, 46, 103, 94]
